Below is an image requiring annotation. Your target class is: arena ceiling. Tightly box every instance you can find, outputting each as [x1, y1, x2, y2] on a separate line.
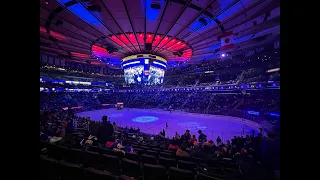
[40, 0, 280, 68]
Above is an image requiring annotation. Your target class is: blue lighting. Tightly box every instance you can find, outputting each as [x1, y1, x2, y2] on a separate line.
[57, 0, 102, 26]
[144, 0, 164, 21]
[234, 34, 252, 43]
[190, 16, 215, 33]
[132, 116, 159, 123]
[266, 112, 280, 117]
[205, 34, 256, 51]
[110, 113, 123, 117]
[200, 54, 218, 60]
[204, 44, 221, 51]
[216, 1, 242, 22]
[189, 0, 243, 33]
[247, 111, 260, 115]
[178, 122, 207, 130]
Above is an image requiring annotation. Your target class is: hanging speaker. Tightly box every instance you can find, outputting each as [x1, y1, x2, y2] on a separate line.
[145, 43, 152, 50]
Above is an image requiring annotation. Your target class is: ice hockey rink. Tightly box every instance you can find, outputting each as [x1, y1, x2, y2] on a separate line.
[77, 108, 262, 142]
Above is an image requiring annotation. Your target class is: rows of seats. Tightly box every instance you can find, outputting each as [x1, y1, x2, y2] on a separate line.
[40, 140, 243, 180]
[40, 155, 133, 180]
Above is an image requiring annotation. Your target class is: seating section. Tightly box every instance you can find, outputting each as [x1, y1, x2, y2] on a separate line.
[40, 138, 247, 180]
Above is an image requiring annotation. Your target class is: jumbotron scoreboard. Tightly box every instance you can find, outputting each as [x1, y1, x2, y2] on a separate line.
[121, 54, 167, 85]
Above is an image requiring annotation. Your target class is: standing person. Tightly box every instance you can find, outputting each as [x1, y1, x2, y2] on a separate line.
[112, 122, 118, 132]
[260, 131, 280, 180]
[162, 129, 166, 137]
[183, 130, 191, 141]
[175, 132, 180, 140]
[198, 130, 207, 143]
[97, 115, 114, 148]
[166, 122, 168, 129]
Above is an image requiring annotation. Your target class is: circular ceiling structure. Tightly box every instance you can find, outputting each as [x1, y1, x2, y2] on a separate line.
[40, 0, 280, 68]
[92, 33, 193, 65]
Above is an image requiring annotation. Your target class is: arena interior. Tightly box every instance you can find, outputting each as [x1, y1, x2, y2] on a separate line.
[40, 0, 280, 179]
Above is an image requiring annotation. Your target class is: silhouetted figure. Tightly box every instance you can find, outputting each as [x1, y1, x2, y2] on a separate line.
[97, 115, 114, 147]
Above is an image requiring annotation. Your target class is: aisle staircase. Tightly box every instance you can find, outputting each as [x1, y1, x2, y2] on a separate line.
[233, 98, 244, 110]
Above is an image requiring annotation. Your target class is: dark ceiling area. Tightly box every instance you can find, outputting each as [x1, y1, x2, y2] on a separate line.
[40, 0, 280, 68]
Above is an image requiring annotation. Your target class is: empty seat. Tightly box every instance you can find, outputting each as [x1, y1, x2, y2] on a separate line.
[134, 148, 144, 155]
[151, 148, 161, 153]
[121, 158, 142, 179]
[140, 146, 149, 150]
[191, 157, 206, 164]
[105, 149, 123, 157]
[160, 152, 173, 158]
[39, 141, 48, 149]
[66, 148, 84, 164]
[207, 159, 221, 168]
[223, 168, 243, 179]
[163, 150, 175, 154]
[101, 154, 121, 175]
[178, 160, 197, 171]
[143, 164, 167, 180]
[125, 152, 140, 162]
[39, 155, 59, 180]
[58, 161, 86, 180]
[175, 155, 190, 162]
[130, 141, 140, 145]
[146, 150, 158, 157]
[96, 147, 112, 154]
[205, 167, 227, 179]
[222, 162, 239, 170]
[158, 157, 177, 169]
[89, 146, 102, 153]
[42, 142, 56, 152]
[141, 154, 158, 165]
[84, 167, 116, 180]
[50, 145, 69, 160]
[197, 173, 224, 180]
[168, 167, 194, 180]
[82, 150, 101, 169]
[119, 175, 136, 180]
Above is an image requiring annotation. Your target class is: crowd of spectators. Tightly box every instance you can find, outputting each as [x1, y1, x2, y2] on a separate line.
[40, 109, 280, 180]
[40, 90, 279, 115]
[40, 89, 280, 134]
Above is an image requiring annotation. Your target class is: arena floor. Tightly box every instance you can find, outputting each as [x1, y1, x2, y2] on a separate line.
[76, 108, 262, 142]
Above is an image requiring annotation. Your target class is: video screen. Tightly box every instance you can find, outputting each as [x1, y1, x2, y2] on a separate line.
[148, 65, 165, 85]
[124, 65, 144, 84]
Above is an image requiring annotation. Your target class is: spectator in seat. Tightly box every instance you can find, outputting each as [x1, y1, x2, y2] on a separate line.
[176, 143, 189, 157]
[60, 134, 76, 148]
[122, 140, 135, 153]
[168, 140, 179, 151]
[219, 146, 232, 159]
[190, 144, 206, 159]
[80, 135, 98, 147]
[216, 136, 222, 146]
[190, 135, 197, 144]
[40, 131, 49, 142]
[106, 137, 116, 149]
